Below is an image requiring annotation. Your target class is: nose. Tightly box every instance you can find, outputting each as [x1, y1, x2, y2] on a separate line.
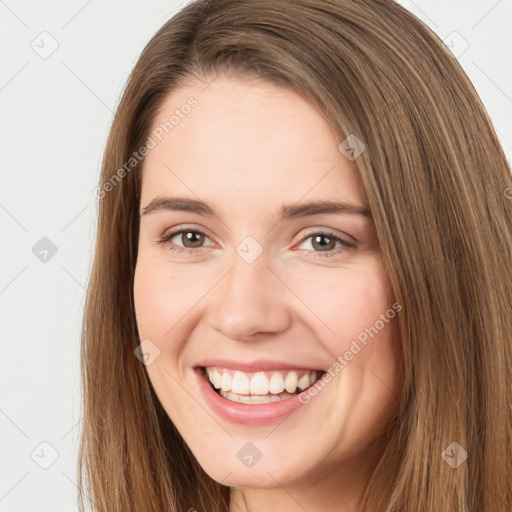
[206, 249, 292, 341]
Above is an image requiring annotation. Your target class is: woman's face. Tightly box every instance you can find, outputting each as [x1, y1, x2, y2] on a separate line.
[134, 75, 403, 504]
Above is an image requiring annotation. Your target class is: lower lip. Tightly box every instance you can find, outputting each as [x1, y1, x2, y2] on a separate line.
[194, 367, 313, 426]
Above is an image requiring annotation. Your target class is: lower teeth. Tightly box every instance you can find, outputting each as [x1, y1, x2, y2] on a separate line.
[217, 388, 297, 404]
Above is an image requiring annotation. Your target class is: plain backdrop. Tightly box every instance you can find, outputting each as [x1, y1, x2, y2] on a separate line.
[1, 0, 511, 510]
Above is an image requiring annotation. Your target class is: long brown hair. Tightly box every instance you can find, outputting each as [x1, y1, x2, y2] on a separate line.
[78, 0, 512, 510]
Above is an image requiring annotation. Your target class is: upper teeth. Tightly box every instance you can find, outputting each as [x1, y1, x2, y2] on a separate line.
[205, 367, 320, 395]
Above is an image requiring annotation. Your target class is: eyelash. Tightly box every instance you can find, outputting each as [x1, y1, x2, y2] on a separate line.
[156, 227, 357, 259]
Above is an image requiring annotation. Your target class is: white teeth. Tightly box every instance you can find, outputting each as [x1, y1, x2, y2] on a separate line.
[212, 368, 222, 389]
[231, 371, 250, 394]
[249, 373, 268, 395]
[269, 372, 285, 394]
[297, 373, 310, 391]
[221, 372, 231, 392]
[219, 389, 297, 404]
[284, 371, 298, 393]
[205, 367, 320, 397]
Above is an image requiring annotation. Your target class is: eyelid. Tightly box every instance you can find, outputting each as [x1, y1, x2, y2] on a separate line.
[297, 226, 358, 246]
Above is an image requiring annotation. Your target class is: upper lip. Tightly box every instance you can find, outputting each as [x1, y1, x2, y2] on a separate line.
[195, 358, 324, 372]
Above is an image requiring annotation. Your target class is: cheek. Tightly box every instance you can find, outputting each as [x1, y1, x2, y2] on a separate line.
[287, 258, 395, 343]
[133, 260, 196, 341]
[133, 265, 164, 340]
[288, 259, 402, 437]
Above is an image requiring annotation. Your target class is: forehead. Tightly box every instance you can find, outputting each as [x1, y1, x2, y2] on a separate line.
[139, 76, 367, 216]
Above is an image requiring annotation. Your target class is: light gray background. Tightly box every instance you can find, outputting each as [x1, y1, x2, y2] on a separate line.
[1, 0, 511, 510]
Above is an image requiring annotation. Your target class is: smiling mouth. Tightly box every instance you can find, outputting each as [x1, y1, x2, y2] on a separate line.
[200, 366, 325, 404]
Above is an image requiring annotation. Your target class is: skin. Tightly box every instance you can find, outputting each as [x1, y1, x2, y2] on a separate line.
[133, 75, 403, 511]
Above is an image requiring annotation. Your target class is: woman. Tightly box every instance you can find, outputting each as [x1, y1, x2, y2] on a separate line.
[79, 0, 512, 510]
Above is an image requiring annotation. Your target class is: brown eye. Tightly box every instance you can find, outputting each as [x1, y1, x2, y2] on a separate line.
[157, 228, 214, 254]
[296, 231, 357, 259]
[179, 231, 205, 248]
[310, 234, 337, 252]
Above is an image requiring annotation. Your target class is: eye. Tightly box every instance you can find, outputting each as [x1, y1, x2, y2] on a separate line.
[296, 231, 357, 258]
[156, 227, 357, 258]
[156, 228, 214, 254]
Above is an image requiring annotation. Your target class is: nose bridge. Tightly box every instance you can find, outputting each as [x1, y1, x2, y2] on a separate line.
[208, 242, 291, 340]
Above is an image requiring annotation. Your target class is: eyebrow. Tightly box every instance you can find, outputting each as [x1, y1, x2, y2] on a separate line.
[141, 196, 372, 219]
